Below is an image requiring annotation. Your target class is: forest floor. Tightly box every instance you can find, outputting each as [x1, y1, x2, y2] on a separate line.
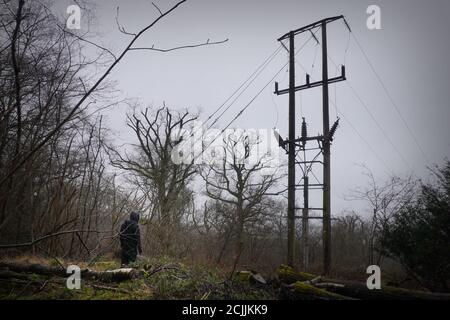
[0, 255, 279, 300]
[1, 255, 449, 300]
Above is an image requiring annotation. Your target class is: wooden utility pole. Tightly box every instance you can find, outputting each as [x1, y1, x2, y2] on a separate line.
[302, 175, 309, 270]
[287, 31, 296, 267]
[274, 16, 348, 274]
[321, 21, 332, 275]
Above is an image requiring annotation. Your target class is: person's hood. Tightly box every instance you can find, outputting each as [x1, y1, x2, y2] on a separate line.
[130, 211, 140, 223]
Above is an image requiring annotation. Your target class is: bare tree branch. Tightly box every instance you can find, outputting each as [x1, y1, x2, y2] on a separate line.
[0, 230, 109, 249]
[152, 2, 163, 16]
[115, 6, 137, 36]
[130, 38, 229, 52]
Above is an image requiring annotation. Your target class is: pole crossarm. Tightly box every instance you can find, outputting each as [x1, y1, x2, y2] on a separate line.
[296, 183, 323, 188]
[275, 66, 346, 95]
[296, 160, 323, 165]
[294, 215, 340, 220]
[277, 15, 344, 41]
[285, 135, 323, 144]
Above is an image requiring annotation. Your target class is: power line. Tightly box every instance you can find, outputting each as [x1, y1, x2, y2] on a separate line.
[204, 59, 295, 157]
[308, 18, 411, 168]
[322, 50, 412, 170]
[349, 29, 430, 165]
[345, 80, 412, 169]
[333, 103, 395, 176]
[218, 34, 317, 134]
[206, 45, 283, 125]
[177, 45, 283, 151]
[295, 59, 395, 175]
[222, 63, 287, 131]
[199, 34, 317, 161]
[207, 45, 283, 130]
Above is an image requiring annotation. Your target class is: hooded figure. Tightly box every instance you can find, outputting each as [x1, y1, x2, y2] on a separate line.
[119, 211, 142, 266]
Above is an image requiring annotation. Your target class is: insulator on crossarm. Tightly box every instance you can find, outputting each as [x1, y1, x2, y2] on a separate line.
[301, 117, 307, 147]
[301, 117, 307, 139]
[329, 117, 340, 141]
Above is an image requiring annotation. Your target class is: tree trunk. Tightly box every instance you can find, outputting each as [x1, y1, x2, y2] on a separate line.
[0, 262, 141, 282]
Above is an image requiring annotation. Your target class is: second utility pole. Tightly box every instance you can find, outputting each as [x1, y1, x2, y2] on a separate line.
[287, 31, 296, 267]
[321, 21, 332, 276]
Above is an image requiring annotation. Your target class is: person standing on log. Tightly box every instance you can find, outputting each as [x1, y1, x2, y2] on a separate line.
[119, 211, 142, 266]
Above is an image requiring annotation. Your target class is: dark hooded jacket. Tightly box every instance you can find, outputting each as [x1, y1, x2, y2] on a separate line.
[120, 212, 142, 255]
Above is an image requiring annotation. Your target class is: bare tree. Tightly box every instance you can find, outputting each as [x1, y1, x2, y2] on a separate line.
[110, 106, 197, 255]
[346, 166, 417, 265]
[200, 130, 283, 271]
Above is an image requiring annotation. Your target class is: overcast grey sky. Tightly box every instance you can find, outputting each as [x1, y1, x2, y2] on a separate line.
[58, 0, 450, 216]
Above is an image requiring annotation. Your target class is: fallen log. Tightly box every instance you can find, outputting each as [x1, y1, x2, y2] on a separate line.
[280, 282, 355, 300]
[85, 268, 142, 282]
[0, 262, 67, 275]
[234, 271, 267, 285]
[315, 278, 450, 300]
[276, 265, 450, 300]
[0, 269, 51, 281]
[0, 262, 141, 282]
[276, 264, 317, 283]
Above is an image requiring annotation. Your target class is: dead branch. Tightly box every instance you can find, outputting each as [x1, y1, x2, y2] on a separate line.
[0, 230, 109, 249]
[152, 2, 163, 16]
[146, 264, 185, 277]
[59, 26, 118, 60]
[129, 38, 229, 52]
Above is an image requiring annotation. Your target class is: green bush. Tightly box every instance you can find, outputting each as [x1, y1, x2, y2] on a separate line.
[381, 161, 450, 292]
